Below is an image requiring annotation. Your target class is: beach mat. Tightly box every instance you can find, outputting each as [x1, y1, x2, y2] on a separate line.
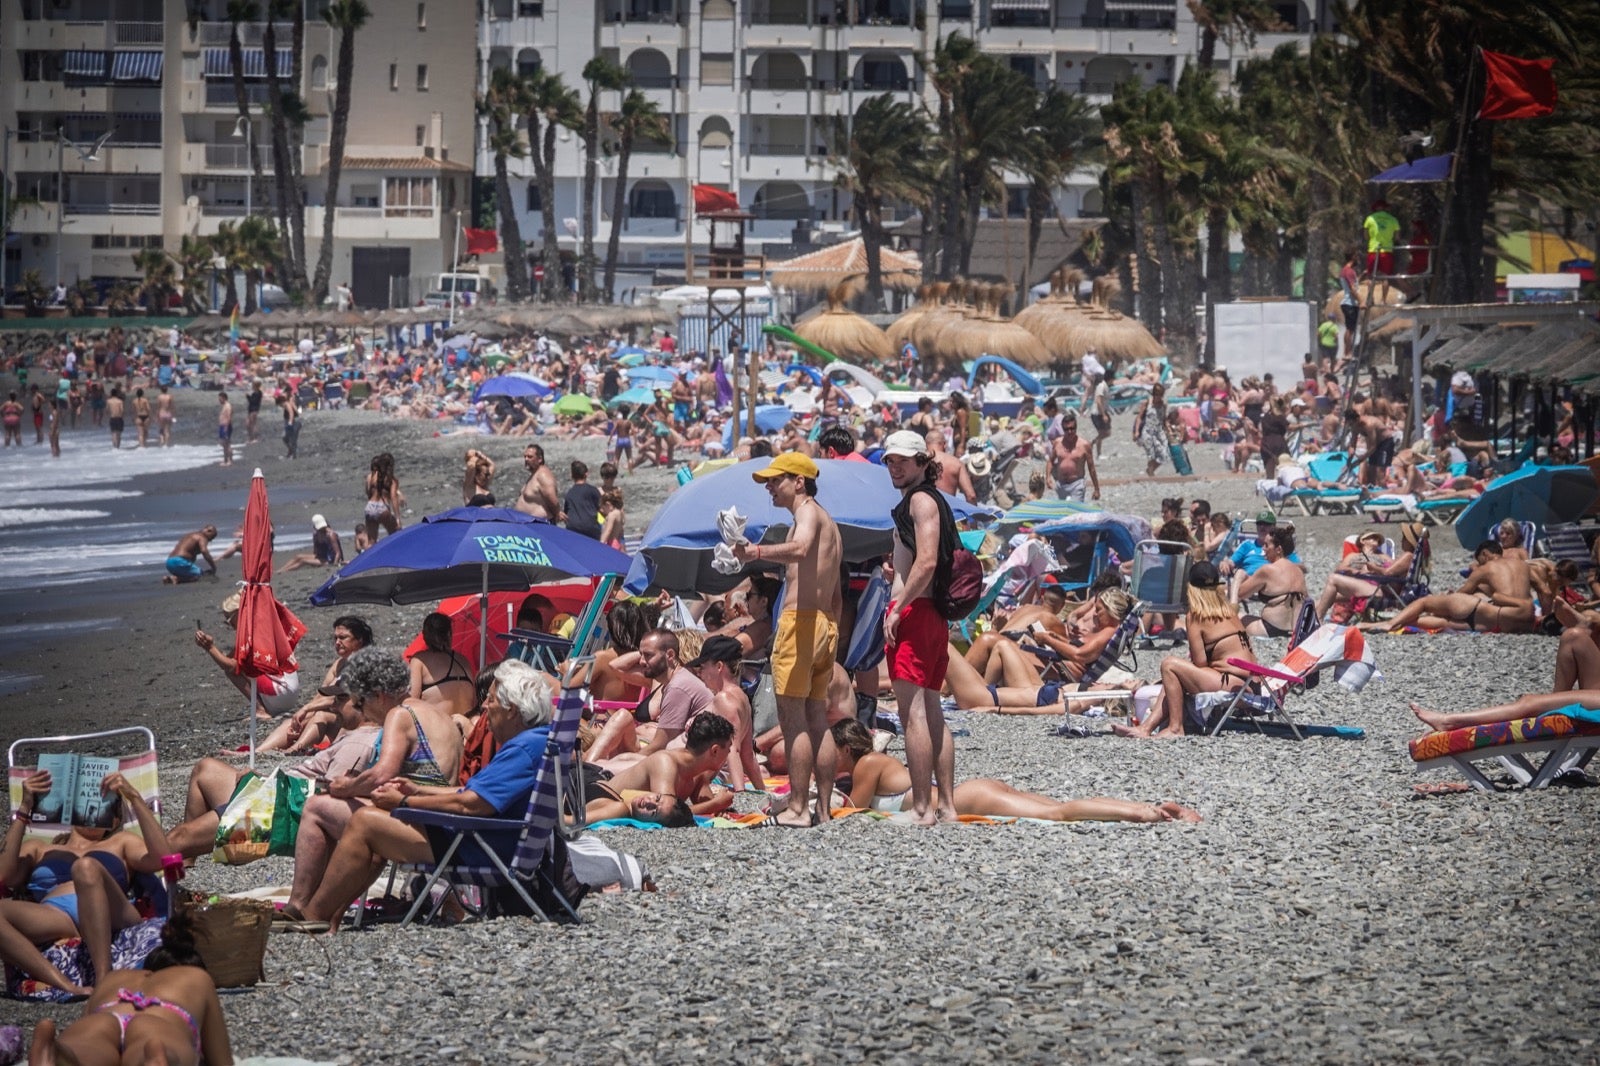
[1214, 720, 1366, 739]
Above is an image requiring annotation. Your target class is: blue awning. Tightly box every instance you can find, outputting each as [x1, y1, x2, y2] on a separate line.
[1369, 154, 1453, 184]
[110, 51, 163, 82]
[61, 50, 108, 78]
[202, 47, 295, 79]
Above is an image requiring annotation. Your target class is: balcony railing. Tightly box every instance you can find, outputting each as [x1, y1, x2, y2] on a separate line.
[1077, 76, 1172, 94]
[337, 206, 383, 217]
[203, 143, 273, 169]
[1061, 13, 1177, 30]
[66, 202, 162, 216]
[749, 141, 808, 156]
[114, 21, 164, 44]
[196, 21, 295, 46]
[205, 82, 272, 107]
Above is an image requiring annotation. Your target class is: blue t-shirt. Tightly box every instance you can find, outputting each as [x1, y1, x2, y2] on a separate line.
[1230, 542, 1302, 576]
[464, 724, 549, 817]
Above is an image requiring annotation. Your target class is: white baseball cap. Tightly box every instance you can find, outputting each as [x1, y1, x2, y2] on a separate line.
[311, 514, 328, 530]
[882, 430, 927, 458]
[1451, 371, 1475, 391]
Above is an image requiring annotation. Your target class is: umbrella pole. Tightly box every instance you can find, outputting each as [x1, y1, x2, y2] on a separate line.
[479, 565, 489, 672]
[248, 677, 257, 771]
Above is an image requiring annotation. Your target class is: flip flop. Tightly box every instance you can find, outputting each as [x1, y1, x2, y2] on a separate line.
[761, 813, 813, 829]
[272, 920, 330, 934]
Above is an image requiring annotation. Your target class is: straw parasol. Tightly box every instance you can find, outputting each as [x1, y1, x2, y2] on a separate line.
[910, 278, 981, 365]
[1013, 268, 1091, 361]
[940, 282, 1052, 369]
[1047, 277, 1164, 362]
[885, 281, 945, 351]
[793, 281, 895, 364]
[768, 238, 923, 295]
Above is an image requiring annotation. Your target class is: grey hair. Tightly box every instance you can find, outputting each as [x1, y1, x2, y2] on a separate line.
[493, 659, 553, 727]
[340, 647, 410, 702]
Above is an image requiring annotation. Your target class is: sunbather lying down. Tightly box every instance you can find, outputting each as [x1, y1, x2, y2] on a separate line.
[1409, 689, 1600, 734]
[830, 722, 1199, 823]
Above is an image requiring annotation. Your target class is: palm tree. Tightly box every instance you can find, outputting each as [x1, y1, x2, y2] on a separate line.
[943, 53, 1037, 275]
[1015, 90, 1100, 298]
[133, 246, 178, 316]
[261, 0, 308, 297]
[225, 1, 265, 215]
[176, 236, 215, 315]
[921, 33, 981, 280]
[579, 56, 629, 302]
[1186, 0, 1284, 72]
[209, 224, 242, 315]
[312, 0, 369, 302]
[480, 68, 531, 302]
[602, 89, 668, 298]
[832, 94, 934, 311]
[523, 70, 583, 301]
[236, 214, 278, 315]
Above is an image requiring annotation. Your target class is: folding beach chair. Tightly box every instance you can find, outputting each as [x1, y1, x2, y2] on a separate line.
[1035, 604, 1145, 713]
[1367, 529, 1431, 616]
[1538, 523, 1595, 575]
[1191, 624, 1379, 740]
[1208, 519, 1243, 568]
[391, 687, 588, 927]
[1131, 539, 1190, 643]
[1408, 709, 1600, 791]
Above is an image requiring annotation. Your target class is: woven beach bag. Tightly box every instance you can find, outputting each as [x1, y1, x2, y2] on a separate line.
[182, 892, 274, 988]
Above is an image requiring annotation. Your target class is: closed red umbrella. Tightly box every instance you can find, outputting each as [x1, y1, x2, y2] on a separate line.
[401, 577, 602, 672]
[235, 468, 306, 766]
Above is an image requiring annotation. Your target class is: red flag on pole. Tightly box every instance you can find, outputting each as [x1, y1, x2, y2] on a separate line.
[692, 184, 740, 214]
[463, 227, 499, 254]
[1477, 50, 1557, 120]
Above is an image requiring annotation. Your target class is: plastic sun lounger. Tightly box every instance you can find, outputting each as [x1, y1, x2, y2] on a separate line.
[1409, 712, 1600, 791]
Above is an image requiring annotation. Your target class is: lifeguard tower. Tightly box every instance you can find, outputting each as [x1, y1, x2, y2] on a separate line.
[686, 191, 766, 441]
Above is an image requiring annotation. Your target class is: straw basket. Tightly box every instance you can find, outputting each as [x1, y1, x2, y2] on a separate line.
[182, 892, 274, 988]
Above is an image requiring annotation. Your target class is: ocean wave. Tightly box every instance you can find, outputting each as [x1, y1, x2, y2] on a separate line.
[5, 488, 144, 507]
[0, 439, 222, 493]
[0, 507, 113, 528]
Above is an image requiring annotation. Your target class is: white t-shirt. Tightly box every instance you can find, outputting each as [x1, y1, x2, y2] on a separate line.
[1081, 352, 1104, 380]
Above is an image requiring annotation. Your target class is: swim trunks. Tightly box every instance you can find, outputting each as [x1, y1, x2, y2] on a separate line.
[218, 423, 233, 441]
[166, 556, 203, 582]
[886, 598, 950, 690]
[1055, 477, 1087, 502]
[771, 609, 838, 701]
[110, 417, 125, 433]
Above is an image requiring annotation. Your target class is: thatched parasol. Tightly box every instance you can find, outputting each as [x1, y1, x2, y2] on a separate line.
[885, 281, 944, 351]
[768, 238, 922, 295]
[793, 281, 895, 364]
[1047, 277, 1164, 362]
[911, 278, 981, 366]
[939, 282, 1051, 369]
[1012, 268, 1091, 362]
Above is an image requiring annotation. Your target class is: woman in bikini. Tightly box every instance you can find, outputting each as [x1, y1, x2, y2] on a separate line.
[1315, 525, 1419, 622]
[831, 721, 1199, 822]
[27, 907, 233, 1066]
[363, 452, 404, 543]
[599, 489, 627, 551]
[1115, 562, 1258, 739]
[0, 771, 175, 996]
[410, 611, 476, 737]
[278, 648, 463, 927]
[1238, 527, 1308, 638]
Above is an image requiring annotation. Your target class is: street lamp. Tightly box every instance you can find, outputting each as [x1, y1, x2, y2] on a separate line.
[448, 208, 463, 329]
[232, 116, 252, 217]
[56, 127, 112, 288]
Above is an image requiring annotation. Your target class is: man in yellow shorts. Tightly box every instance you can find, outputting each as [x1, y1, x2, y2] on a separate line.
[732, 452, 843, 827]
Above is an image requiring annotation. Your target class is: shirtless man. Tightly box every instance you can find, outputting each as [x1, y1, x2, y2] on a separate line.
[164, 524, 219, 585]
[463, 448, 496, 505]
[1049, 412, 1100, 502]
[132, 387, 152, 448]
[731, 451, 844, 827]
[156, 384, 175, 446]
[513, 443, 564, 521]
[683, 634, 765, 790]
[1363, 539, 1536, 633]
[585, 713, 736, 821]
[1344, 408, 1395, 487]
[106, 386, 125, 448]
[217, 392, 234, 467]
[925, 429, 977, 504]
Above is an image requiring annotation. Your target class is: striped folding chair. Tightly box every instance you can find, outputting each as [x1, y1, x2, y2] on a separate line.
[391, 687, 587, 926]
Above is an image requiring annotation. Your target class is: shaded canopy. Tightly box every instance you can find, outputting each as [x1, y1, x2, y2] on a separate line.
[1424, 320, 1600, 389]
[768, 238, 923, 294]
[793, 281, 895, 364]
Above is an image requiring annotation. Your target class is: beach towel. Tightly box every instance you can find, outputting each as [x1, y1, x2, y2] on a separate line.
[4, 920, 164, 1002]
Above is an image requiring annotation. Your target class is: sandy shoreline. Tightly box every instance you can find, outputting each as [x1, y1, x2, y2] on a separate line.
[3, 386, 1598, 1063]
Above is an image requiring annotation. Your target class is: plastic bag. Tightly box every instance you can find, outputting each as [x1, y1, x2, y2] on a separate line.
[711, 506, 749, 575]
[212, 771, 278, 865]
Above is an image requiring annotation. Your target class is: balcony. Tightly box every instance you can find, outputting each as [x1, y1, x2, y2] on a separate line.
[11, 20, 111, 49]
[745, 87, 813, 114]
[114, 21, 164, 44]
[204, 82, 273, 108]
[193, 21, 296, 47]
[1063, 12, 1177, 30]
[66, 201, 162, 217]
[202, 143, 275, 170]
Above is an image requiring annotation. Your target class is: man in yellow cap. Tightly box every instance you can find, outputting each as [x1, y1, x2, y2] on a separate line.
[731, 452, 842, 827]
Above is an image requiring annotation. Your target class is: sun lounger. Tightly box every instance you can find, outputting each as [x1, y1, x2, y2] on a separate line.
[1409, 710, 1600, 791]
[1538, 523, 1595, 574]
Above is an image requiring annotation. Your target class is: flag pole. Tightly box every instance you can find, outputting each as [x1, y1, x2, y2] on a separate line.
[448, 210, 462, 329]
[1428, 47, 1480, 307]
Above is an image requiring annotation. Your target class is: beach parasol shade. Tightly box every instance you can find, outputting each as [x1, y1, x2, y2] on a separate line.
[552, 393, 596, 417]
[236, 468, 307, 767]
[609, 386, 661, 409]
[794, 281, 894, 365]
[631, 459, 996, 594]
[1454, 462, 1599, 550]
[625, 365, 680, 386]
[308, 508, 629, 607]
[768, 238, 922, 294]
[475, 376, 553, 402]
[943, 282, 1051, 369]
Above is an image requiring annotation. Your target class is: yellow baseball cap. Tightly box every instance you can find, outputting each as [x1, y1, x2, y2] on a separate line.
[752, 452, 819, 483]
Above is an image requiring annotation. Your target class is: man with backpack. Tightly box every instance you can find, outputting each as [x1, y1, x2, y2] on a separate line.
[730, 452, 843, 827]
[881, 430, 964, 826]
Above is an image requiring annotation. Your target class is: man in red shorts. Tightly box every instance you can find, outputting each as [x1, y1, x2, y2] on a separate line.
[881, 429, 959, 826]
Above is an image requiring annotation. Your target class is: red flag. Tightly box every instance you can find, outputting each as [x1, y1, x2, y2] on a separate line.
[463, 227, 498, 255]
[692, 184, 740, 214]
[1478, 50, 1557, 120]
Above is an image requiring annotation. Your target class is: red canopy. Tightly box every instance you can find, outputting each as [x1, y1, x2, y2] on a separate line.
[402, 577, 602, 672]
[234, 469, 306, 679]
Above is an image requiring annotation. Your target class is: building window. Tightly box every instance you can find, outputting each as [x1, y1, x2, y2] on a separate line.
[417, 2, 426, 28]
[628, 183, 676, 219]
[518, 1, 543, 14]
[701, 54, 732, 86]
[389, 63, 398, 90]
[385, 176, 435, 216]
[310, 55, 328, 89]
[526, 182, 541, 213]
[416, 125, 426, 146]
[416, 64, 429, 91]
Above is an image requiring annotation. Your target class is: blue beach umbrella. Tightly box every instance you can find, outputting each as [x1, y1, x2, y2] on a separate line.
[614, 345, 650, 359]
[1454, 461, 1599, 550]
[310, 508, 630, 669]
[629, 459, 997, 593]
[626, 365, 679, 386]
[721, 404, 796, 453]
[616, 352, 647, 367]
[474, 376, 553, 402]
[608, 386, 661, 409]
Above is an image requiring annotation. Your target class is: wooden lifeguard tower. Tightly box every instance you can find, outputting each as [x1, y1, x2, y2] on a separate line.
[687, 196, 766, 442]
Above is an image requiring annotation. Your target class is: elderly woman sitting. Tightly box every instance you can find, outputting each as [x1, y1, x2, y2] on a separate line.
[276, 647, 462, 929]
[1314, 524, 1420, 622]
[280, 659, 555, 933]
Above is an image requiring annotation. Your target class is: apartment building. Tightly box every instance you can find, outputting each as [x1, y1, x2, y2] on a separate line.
[476, 0, 1329, 291]
[1, 0, 474, 310]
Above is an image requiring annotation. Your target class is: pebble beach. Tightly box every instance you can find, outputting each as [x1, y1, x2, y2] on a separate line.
[3, 391, 1599, 1064]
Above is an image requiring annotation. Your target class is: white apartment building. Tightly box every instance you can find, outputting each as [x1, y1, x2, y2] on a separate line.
[1, 0, 475, 310]
[476, 0, 1330, 289]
